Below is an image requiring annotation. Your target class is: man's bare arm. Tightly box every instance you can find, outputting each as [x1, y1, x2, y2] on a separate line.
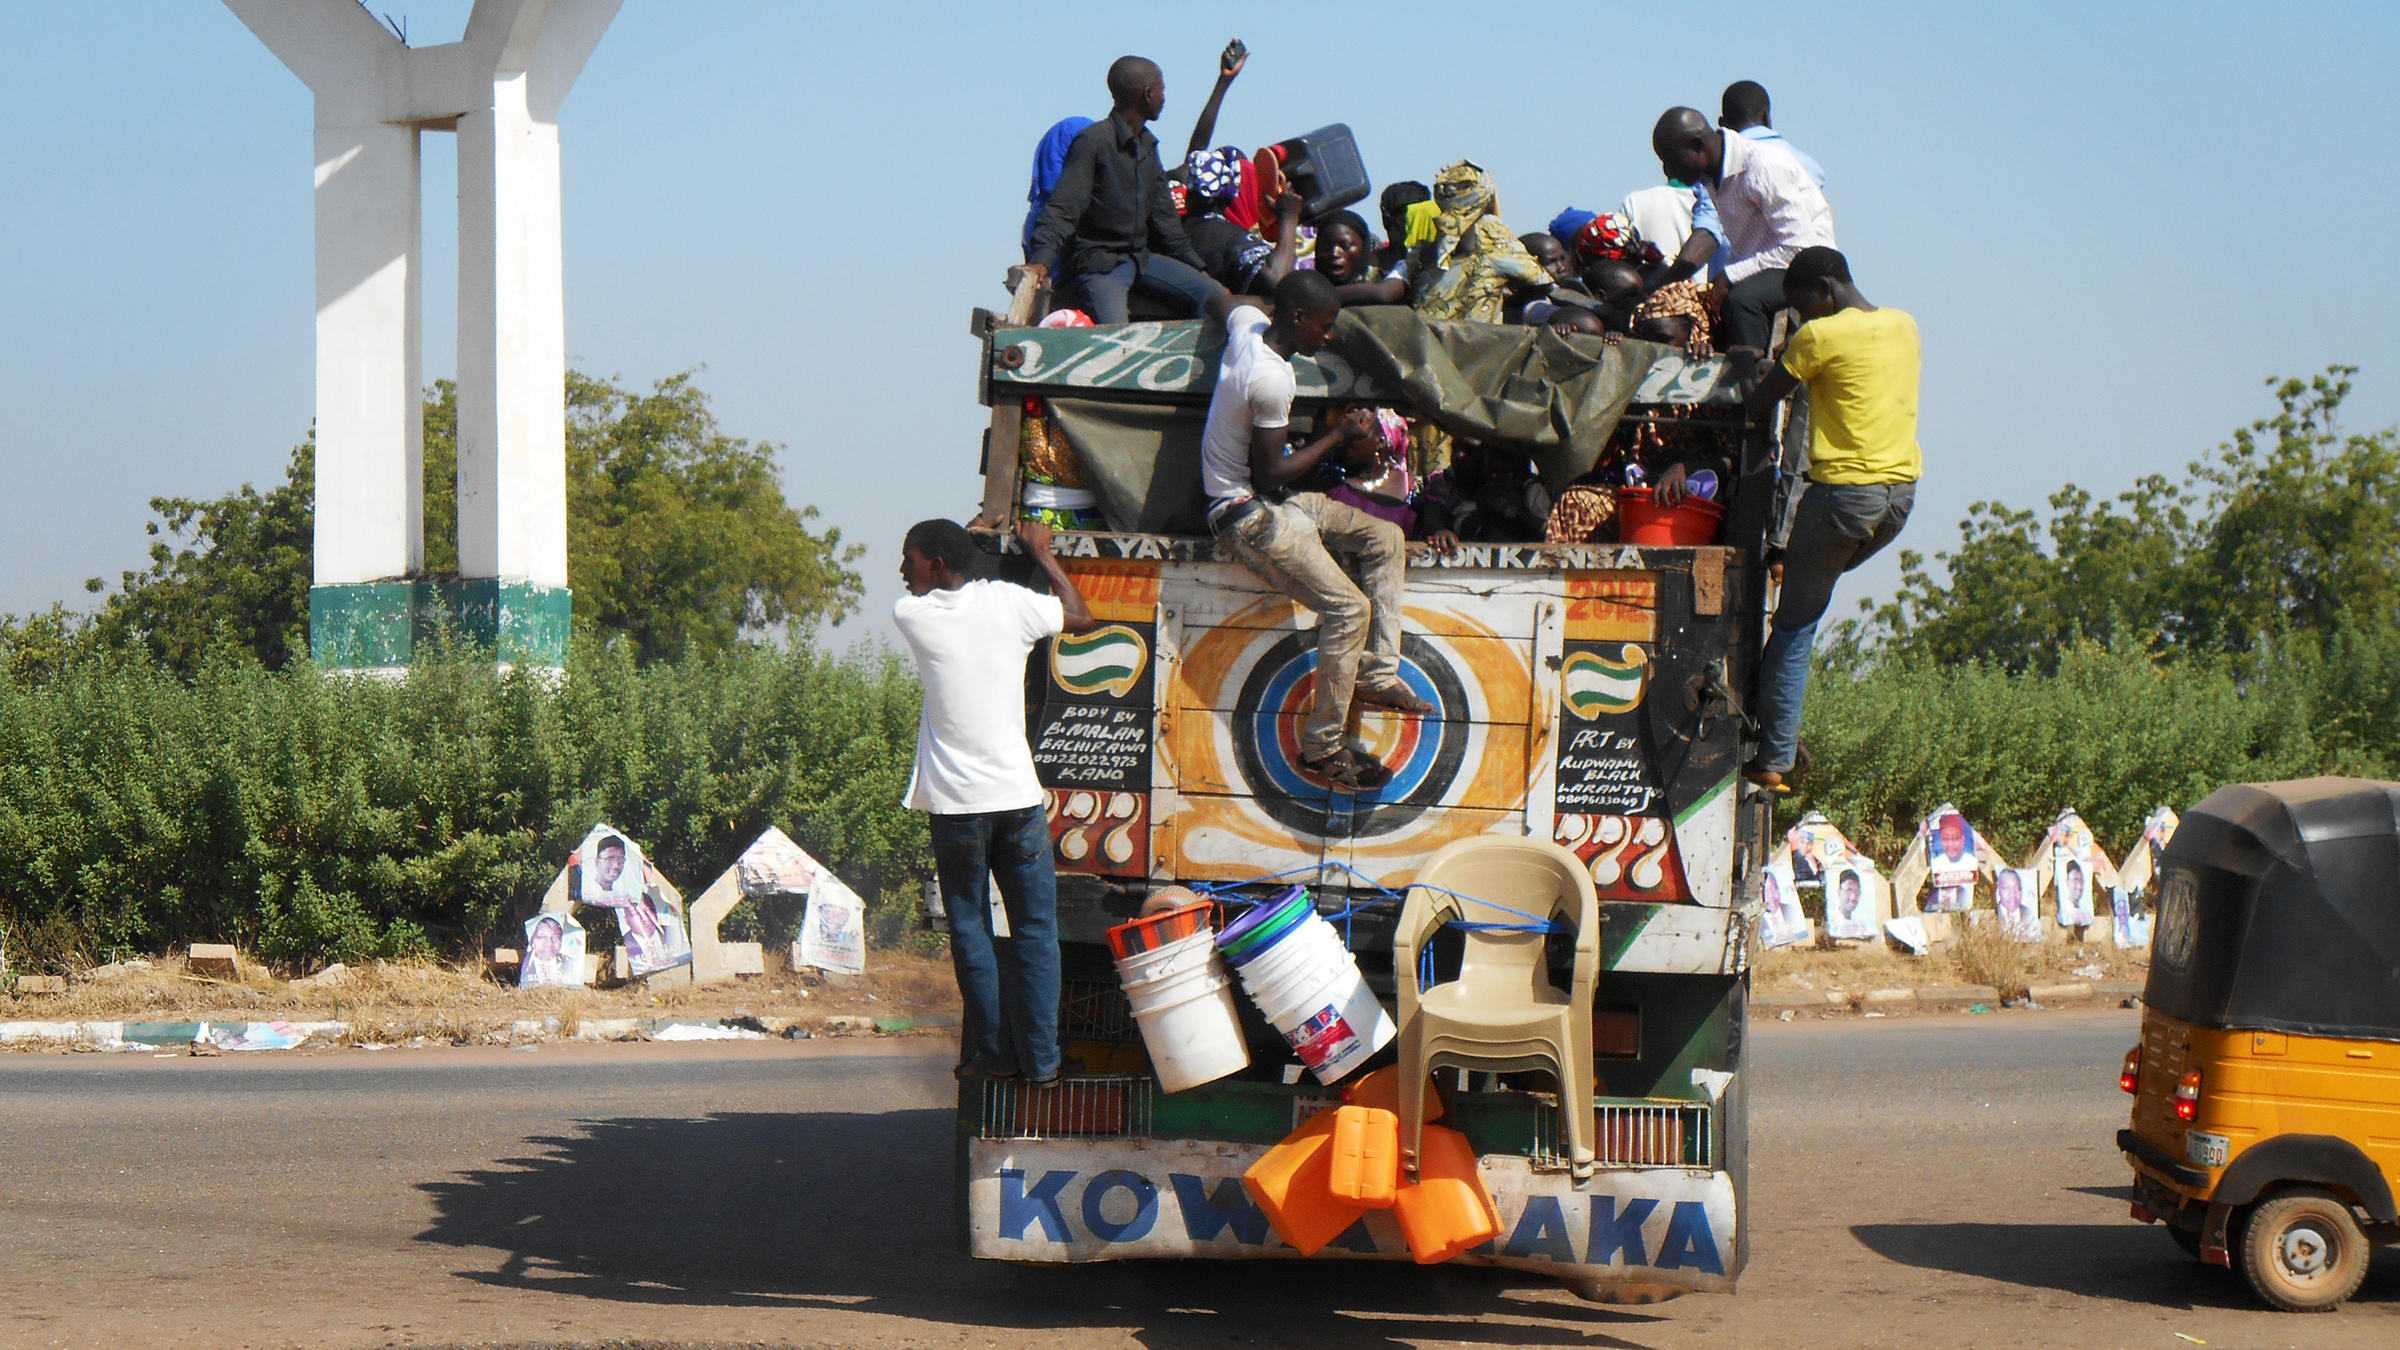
[1249, 409, 1370, 493]
[1015, 518, 1097, 633]
[1745, 361, 1799, 422]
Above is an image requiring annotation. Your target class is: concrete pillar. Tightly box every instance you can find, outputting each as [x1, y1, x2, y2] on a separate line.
[226, 0, 618, 672]
[224, 1, 422, 590]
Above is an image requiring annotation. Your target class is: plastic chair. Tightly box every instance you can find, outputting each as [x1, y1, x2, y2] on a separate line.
[1392, 835, 1599, 1180]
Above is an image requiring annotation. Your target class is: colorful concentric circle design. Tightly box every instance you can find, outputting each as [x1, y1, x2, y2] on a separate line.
[1229, 631, 1470, 838]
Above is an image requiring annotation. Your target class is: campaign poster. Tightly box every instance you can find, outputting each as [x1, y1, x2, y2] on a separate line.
[1823, 864, 1878, 941]
[520, 910, 588, 989]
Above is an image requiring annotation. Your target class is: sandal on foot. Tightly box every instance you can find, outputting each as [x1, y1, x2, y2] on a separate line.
[1740, 761, 1791, 794]
[1354, 684, 1436, 716]
[1300, 747, 1393, 792]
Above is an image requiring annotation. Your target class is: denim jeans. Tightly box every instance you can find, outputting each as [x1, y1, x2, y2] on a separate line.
[928, 803, 1062, 1079]
[1753, 480, 1915, 773]
[1069, 253, 1221, 324]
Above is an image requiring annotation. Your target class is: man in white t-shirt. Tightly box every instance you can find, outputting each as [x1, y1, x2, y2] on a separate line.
[1199, 271, 1433, 792]
[893, 517, 1094, 1084]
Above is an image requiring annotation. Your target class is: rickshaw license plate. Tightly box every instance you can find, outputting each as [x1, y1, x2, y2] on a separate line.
[2185, 1131, 2229, 1168]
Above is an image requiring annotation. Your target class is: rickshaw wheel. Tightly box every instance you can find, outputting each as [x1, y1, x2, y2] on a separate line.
[2239, 1188, 2369, 1312]
[2166, 1222, 2204, 1260]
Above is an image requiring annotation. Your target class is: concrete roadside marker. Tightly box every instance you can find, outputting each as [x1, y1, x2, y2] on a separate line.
[187, 944, 240, 981]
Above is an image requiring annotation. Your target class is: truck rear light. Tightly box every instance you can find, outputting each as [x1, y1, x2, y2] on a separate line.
[2173, 1069, 2201, 1120]
[2119, 1048, 2140, 1094]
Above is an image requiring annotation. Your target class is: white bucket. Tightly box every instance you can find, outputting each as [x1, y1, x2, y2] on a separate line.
[1113, 928, 1220, 986]
[1119, 943, 1249, 1093]
[1233, 909, 1395, 1084]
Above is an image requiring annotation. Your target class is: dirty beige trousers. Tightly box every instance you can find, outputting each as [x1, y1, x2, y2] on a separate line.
[1217, 492, 1406, 760]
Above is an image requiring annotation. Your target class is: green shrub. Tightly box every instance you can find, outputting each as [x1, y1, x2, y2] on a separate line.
[0, 640, 924, 967]
[1791, 631, 2400, 861]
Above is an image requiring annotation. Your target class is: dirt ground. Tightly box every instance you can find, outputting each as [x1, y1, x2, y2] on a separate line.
[1755, 929, 2147, 1000]
[0, 946, 962, 1046]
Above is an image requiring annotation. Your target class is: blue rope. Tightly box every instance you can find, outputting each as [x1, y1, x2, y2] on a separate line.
[1191, 859, 1569, 958]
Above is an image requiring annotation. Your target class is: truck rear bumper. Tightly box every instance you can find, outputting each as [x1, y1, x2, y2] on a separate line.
[964, 1135, 1739, 1293]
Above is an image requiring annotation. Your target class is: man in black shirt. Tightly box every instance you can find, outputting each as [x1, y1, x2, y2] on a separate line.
[1025, 56, 1226, 325]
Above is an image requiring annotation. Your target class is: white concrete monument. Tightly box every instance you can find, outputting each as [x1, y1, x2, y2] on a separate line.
[225, 0, 620, 672]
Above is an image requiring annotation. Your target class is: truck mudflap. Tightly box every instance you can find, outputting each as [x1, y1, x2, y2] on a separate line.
[966, 1137, 1739, 1293]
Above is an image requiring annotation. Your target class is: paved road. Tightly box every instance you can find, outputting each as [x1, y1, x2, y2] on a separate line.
[1, 1009, 2392, 1349]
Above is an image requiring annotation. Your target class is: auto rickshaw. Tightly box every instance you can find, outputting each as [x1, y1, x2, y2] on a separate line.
[2118, 777, 2400, 1311]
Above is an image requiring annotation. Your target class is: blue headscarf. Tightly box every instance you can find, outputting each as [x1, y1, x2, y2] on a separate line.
[1022, 116, 1096, 252]
[1184, 146, 1247, 214]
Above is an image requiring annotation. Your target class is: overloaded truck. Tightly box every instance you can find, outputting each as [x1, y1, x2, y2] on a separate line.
[952, 278, 1775, 1300]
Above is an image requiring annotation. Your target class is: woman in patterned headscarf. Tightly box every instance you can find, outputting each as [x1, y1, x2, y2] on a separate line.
[1404, 161, 1553, 323]
[1181, 146, 1297, 295]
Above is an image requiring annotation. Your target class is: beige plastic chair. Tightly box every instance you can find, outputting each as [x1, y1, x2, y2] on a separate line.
[1393, 835, 1599, 1180]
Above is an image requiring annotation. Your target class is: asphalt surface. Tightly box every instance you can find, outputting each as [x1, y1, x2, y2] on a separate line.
[1, 1009, 2393, 1349]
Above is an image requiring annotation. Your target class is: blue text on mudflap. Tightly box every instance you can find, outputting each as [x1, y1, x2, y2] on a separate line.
[996, 1170, 1722, 1272]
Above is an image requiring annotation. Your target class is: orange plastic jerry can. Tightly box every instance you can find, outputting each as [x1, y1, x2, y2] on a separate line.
[1326, 1104, 1400, 1208]
[1242, 1107, 1369, 1255]
[1390, 1123, 1500, 1264]
[1341, 1065, 1443, 1122]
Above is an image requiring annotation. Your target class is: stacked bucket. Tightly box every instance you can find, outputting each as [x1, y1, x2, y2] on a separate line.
[1106, 900, 1248, 1092]
[1216, 887, 1396, 1085]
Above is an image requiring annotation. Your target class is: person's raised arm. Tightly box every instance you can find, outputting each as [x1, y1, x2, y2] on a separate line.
[1014, 518, 1096, 634]
[1025, 131, 1100, 280]
[1251, 407, 1372, 494]
[1255, 192, 1303, 289]
[1183, 39, 1247, 163]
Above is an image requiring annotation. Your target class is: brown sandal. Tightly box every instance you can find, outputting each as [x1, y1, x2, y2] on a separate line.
[1300, 747, 1394, 792]
[1354, 684, 1436, 715]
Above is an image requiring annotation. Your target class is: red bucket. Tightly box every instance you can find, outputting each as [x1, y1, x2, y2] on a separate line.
[1616, 486, 1724, 546]
[1106, 902, 1214, 960]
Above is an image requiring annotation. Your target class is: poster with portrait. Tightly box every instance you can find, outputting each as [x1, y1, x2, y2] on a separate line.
[2117, 805, 2183, 897]
[2055, 856, 2096, 927]
[1922, 806, 1981, 913]
[1823, 863, 1878, 941]
[519, 910, 588, 989]
[2048, 810, 2100, 928]
[1758, 860, 1812, 949]
[1995, 867, 2042, 942]
[798, 869, 868, 975]
[2111, 888, 2152, 949]
[1784, 812, 1855, 888]
[578, 823, 648, 906]
[576, 823, 691, 977]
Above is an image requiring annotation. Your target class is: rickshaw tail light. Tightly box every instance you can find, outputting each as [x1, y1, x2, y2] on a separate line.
[2119, 1048, 2140, 1095]
[2173, 1069, 2201, 1121]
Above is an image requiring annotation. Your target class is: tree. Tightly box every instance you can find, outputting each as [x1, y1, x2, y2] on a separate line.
[49, 371, 861, 674]
[1861, 367, 2396, 669]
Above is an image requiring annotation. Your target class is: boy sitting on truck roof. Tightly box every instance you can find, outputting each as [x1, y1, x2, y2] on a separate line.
[894, 517, 1096, 1084]
[1201, 270, 1435, 793]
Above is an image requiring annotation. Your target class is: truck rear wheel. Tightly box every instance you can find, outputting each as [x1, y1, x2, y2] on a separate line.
[2239, 1188, 2369, 1312]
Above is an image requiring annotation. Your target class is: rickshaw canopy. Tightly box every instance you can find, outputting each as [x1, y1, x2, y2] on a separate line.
[2145, 777, 2400, 1043]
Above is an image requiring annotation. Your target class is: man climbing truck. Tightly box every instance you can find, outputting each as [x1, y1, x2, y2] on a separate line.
[951, 281, 1772, 1301]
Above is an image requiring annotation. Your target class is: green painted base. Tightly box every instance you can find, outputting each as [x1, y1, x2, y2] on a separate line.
[309, 579, 571, 673]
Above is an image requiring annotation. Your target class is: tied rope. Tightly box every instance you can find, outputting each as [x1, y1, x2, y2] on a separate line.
[1188, 860, 1568, 993]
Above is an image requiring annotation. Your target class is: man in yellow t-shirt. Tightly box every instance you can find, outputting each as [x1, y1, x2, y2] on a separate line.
[1740, 247, 1919, 790]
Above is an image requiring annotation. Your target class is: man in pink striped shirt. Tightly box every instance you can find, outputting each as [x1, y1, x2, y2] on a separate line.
[1647, 106, 1836, 355]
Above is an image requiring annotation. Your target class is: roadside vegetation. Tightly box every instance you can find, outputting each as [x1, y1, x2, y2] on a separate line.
[0, 366, 2391, 975]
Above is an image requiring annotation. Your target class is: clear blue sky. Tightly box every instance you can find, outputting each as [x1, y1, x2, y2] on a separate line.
[4, 1, 2395, 643]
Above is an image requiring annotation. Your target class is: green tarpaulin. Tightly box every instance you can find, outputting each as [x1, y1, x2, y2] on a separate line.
[1043, 309, 1680, 534]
